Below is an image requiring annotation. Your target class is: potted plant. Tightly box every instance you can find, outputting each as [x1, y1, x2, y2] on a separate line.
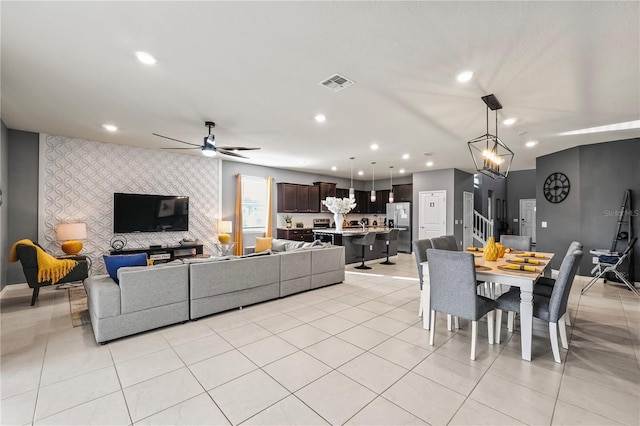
[284, 215, 293, 228]
[295, 222, 304, 228]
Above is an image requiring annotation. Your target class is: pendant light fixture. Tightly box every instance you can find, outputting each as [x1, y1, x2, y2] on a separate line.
[370, 162, 376, 202]
[467, 94, 514, 179]
[388, 166, 394, 203]
[349, 157, 355, 199]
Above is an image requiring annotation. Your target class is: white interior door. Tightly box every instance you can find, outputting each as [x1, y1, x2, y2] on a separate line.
[463, 191, 473, 248]
[419, 190, 446, 240]
[519, 199, 536, 243]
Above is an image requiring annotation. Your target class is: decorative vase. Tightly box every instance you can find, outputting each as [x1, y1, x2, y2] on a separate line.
[334, 213, 343, 232]
[484, 237, 498, 261]
[286, 222, 292, 229]
[496, 242, 505, 258]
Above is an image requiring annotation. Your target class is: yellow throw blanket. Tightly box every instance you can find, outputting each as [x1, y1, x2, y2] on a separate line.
[511, 258, 541, 265]
[502, 264, 537, 272]
[8, 239, 78, 285]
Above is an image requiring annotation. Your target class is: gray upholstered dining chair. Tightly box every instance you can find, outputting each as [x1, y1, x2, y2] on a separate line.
[499, 235, 532, 251]
[431, 235, 459, 251]
[495, 249, 583, 363]
[533, 241, 582, 327]
[429, 236, 463, 329]
[427, 249, 497, 360]
[412, 239, 432, 327]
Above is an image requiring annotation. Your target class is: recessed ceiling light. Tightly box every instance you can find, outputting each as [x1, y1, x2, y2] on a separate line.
[503, 118, 517, 126]
[331, 166, 337, 171]
[558, 120, 640, 136]
[525, 140, 538, 148]
[135, 51, 158, 65]
[370, 143, 379, 150]
[102, 124, 118, 132]
[426, 161, 434, 167]
[314, 114, 326, 123]
[399, 169, 405, 174]
[456, 70, 474, 83]
[402, 154, 410, 160]
[358, 170, 364, 176]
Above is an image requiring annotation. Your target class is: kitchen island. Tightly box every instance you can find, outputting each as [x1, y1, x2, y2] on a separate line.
[313, 228, 399, 265]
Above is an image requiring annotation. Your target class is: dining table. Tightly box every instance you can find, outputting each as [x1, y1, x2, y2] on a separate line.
[421, 250, 555, 361]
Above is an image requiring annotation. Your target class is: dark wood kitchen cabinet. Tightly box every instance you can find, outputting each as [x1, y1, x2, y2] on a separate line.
[277, 228, 314, 242]
[314, 182, 337, 212]
[335, 188, 349, 199]
[370, 189, 390, 213]
[277, 183, 320, 213]
[392, 184, 413, 202]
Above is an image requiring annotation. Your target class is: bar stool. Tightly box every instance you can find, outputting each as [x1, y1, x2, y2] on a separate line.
[377, 229, 400, 265]
[352, 232, 376, 269]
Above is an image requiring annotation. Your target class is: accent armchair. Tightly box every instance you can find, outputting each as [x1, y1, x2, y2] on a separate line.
[14, 241, 89, 305]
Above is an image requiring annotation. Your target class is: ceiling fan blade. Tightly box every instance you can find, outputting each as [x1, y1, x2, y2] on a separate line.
[218, 149, 249, 159]
[217, 146, 261, 151]
[160, 147, 200, 150]
[152, 133, 201, 147]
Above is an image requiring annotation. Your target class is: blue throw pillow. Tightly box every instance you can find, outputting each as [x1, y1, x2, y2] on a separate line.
[103, 253, 148, 283]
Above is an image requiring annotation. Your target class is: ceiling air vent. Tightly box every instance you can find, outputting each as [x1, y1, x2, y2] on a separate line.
[319, 73, 355, 92]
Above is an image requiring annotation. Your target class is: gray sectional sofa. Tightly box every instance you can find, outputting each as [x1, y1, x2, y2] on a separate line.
[84, 262, 190, 344]
[84, 244, 345, 343]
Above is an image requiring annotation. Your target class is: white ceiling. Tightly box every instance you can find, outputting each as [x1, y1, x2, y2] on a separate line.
[2, 1, 639, 179]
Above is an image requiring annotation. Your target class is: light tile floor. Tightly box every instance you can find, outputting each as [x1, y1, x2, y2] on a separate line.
[1, 254, 639, 425]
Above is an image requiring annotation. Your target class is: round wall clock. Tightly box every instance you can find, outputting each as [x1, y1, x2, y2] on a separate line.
[543, 172, 570, 203]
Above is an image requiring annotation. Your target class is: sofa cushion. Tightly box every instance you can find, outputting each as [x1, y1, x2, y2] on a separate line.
[283, 241, 305, 251]
[103, 253, 148, 283]
[271, 239, 288, 252]
[255, 237, 273, 253]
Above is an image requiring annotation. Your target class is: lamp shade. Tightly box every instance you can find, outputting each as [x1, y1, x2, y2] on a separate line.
[56, 222, 86, 255]
[56, 223, 87, 241]
[218, 220, 233, 243]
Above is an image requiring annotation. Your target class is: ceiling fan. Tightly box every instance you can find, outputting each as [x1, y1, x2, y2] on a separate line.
[153, 121, 260, 159]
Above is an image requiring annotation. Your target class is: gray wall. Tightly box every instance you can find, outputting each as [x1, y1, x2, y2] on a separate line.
[454, 169, 475, 246]
[537, 138, 639, 277]
[6, 130, 40, 284]
[578, 139, 639, 277]
[1, 121, 8, 290]
[506, 169, 536, 235]
[536, 146, 581, 269]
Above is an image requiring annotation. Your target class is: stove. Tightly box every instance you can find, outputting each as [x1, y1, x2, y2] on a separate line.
[313, 218, 331, 228]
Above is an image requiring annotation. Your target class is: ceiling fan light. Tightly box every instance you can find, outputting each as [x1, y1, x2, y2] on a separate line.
[201, 147, 217, 157]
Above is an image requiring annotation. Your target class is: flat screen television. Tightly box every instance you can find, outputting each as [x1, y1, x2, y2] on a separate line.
[114, 193, 189, 233]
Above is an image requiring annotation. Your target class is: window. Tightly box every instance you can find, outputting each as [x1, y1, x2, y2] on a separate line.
[242, 176, 268, 230]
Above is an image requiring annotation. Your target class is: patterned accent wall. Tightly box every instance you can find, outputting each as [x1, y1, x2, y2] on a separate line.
[40, 135, 220, 274]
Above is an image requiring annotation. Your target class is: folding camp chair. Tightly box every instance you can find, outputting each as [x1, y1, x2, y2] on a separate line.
[582, 237, 639, 297]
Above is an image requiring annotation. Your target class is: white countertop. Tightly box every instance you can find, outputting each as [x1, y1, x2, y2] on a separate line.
[312, 227, 405, 235]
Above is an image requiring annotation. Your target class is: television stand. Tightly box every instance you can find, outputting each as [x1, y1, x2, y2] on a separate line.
[110, 244, 204, 263]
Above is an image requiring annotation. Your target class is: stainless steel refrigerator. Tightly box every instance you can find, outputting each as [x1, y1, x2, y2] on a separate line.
[387, 202, 412, 253]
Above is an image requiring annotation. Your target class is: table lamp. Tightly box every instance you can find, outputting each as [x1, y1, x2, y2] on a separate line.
[218, 221, 232, 244]
[56, 222, 87, 255]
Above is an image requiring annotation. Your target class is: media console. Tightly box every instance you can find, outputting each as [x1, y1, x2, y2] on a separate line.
[109, 244, 204, 263]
